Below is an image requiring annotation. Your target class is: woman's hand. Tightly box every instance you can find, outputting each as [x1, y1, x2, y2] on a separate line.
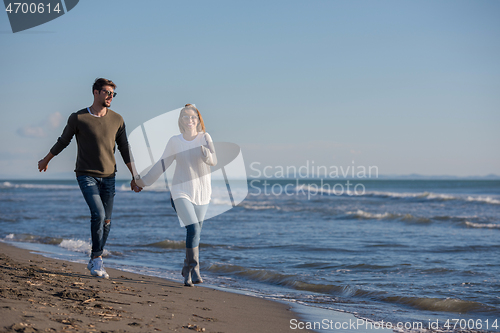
[130, 179, 143, 192]
[203, 133, 215, 153]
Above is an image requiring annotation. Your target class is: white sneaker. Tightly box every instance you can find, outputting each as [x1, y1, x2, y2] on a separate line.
[90, 257, 109, 279]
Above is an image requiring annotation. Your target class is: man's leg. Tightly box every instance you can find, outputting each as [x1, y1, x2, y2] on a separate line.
[77, 176, 106, 258]
[99, 176, 115, 253]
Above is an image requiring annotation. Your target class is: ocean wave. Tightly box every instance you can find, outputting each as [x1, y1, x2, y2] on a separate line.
[211, 198, 279, 210]
[466, 196, 500, 205]
[206, 262, 497, 315]
[1, 181, 13, 188]
[346, 210, 431, 223]
[212, 195, 280, 210]
[145, 238, 222, 249]
[366, 191, 500, 206]
[58, 239, 114, 256]
[118, 183, 136, 192]
[2, 234, 111, 256]
[346, 210, 392, 219]
[206, 263, 382, 298]
[211, 198, 233, 206]
[367, 191, 453, 200]
[0, 181, 78, 190]
[433, 215, 477, 221]
[58, 239, 91, 254]
[297, 185, 436, 199]
[146, 239, 186, 249]
[429, 244, 500, 254]
[239, 203, 280, 211]
[382, 295, 496, 313]
[3, 233, 63, 245]
[465, 221, 500, 229]
[294, 185, 500, 206]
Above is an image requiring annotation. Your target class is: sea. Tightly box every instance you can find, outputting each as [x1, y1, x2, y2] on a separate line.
[1, 178, 499, 332]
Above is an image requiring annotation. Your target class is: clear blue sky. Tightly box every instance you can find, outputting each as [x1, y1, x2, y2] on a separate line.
[1, 0, 499, 179]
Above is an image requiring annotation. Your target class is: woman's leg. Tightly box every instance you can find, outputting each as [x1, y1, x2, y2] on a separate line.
[188, 203, 208, 283]
[174, 199, 208, 248]
[174, 199, 208, 285]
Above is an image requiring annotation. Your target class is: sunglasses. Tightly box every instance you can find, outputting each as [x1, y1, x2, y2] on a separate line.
[101, 89, 117, 98]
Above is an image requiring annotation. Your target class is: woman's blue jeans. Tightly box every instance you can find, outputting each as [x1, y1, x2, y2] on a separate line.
[173, 198, 208, 248]
[77, 175, 115, 258]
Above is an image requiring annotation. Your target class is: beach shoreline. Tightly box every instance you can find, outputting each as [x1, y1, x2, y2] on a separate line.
[0, 241, 315, 333]
[2, 178, 499, 333]
[2, 237, 497, 333]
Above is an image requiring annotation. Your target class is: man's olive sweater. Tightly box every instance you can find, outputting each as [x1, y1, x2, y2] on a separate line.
[50, 108, 131, 178]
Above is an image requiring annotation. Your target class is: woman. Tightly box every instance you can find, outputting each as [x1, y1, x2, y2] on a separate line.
[134, 104, 217, 286]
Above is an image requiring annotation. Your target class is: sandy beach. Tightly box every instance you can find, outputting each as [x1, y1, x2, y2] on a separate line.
[0, 242, 313, 333]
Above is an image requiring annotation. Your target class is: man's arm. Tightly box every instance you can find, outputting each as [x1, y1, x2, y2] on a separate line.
[114, 121, 141, 192]
[126, 162, 142, 192]
[38, 113, 76, 173]
[38, 152, 55, 172]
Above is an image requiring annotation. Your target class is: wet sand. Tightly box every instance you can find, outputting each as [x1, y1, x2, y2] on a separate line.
[0, 242, 314, 333]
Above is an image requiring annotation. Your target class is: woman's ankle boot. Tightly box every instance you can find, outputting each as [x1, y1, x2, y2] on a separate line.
[181, 252, 193, 287]
[189, 247, 203, 284]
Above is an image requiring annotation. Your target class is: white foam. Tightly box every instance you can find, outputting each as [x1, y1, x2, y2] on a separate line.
[118, 183, 130, 191]
[465, 221, 500, 229]
[302, 185, 360, 196]
[241, 203, 280, 210]
[59, 239, 90, 254]
[366, 191, 499, 205]
[466, 196, 500, 205]
[211, 198, 233, 206]
[58, 239, 111, 256]
[295, 186, 448, 199]
[368, 191, 435, 199]
[0, 182, 78, 190]
[347, 210, 391, 219]
[425, 192, 456, 200]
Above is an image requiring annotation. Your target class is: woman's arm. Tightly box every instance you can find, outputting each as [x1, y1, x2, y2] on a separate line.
[135, 138, 176, 187]
[201, 132, 217, 166]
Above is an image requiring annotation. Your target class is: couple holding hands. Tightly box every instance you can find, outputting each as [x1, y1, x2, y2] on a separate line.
[38, 78, 216, 286]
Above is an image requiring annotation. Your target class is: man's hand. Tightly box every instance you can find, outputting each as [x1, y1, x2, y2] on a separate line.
[131, 179, 142, 192]
[38, 153, 54, 172]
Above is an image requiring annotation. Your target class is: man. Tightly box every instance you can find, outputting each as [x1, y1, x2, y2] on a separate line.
[38, 78, 141, 279]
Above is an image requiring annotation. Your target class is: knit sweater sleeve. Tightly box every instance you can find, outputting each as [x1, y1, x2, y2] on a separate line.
[115, 121, 131, 164]
[50, 113, 77, 156]
[201, 132, 217, 166]
[136, 137, 176, 187]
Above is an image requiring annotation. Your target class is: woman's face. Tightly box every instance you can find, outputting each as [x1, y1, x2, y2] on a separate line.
[182, 109, 199, 131]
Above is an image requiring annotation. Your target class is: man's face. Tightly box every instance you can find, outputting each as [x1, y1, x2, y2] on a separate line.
[94, 85, 115, 108]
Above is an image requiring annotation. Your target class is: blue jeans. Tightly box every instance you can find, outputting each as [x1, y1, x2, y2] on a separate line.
[173, 198, 208, 248]
[77, 175, 115, 258]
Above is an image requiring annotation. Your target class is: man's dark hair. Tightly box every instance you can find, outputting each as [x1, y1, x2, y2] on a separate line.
[92, 78, 116, 94]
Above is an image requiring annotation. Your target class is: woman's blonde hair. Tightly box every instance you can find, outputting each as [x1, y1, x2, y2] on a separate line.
[178, 104, 206, 133]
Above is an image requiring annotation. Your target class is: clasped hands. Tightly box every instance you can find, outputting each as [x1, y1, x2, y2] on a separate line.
[130, 134, 212, 193]
[130, 179, 142, 193]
